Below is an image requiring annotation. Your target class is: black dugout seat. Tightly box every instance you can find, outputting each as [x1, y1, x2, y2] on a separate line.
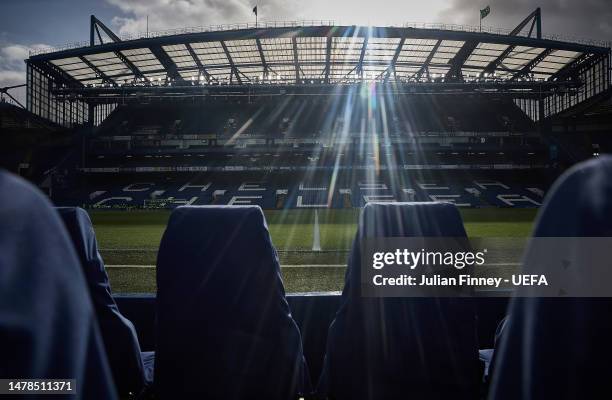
[56, 207, 154, 397]
[489, 156, 612, 399]
[318, 202, 479, 399]
[0, 171, 118, 399]
[155, 205, 308, 399]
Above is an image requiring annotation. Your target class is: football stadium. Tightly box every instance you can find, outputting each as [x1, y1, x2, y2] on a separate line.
[1, 2, 612, 399]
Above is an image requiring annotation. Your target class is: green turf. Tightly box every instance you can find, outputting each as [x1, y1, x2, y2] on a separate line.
[92, 208, 538, 293]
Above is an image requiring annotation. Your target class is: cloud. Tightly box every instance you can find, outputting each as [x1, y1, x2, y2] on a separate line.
[0, 68, 26, 106]
[1, 43, 48, 67]
[104, 0, 612, 43]
[0, 70, 24, 82]
[106, 0, 299, 36]
[1, 45, 30, 63]
[0, 43, 49, 106]
[437, 0, 612, 42]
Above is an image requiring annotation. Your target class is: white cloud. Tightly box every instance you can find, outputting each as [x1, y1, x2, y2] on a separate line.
[106, 0, 298, 36]
[0, 70, 24, 83]
[104, 0, 611, 41]
[1, 43, 48, 67]
[0, 43, 50, 106]
[1, 45, 30, 63]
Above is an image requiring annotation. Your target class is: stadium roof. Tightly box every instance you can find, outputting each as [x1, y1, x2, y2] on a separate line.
[26, 13, 610, 90]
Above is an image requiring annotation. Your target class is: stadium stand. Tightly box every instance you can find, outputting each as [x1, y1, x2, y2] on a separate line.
[57, 207, 154, 398]
[91, 96, 535, 142]
[0, 102, 72, 181]
[52, 169, 551, 210]
[44, 90, 553, 210]
[155, 206, 308, 399]
[0, 171, 118, 400]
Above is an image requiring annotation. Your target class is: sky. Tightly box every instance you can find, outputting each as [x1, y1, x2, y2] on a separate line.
[1, 0, 611, 104]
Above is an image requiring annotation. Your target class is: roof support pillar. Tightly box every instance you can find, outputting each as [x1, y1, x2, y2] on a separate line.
[292, 37, 300, 83]
[383, 36, 406, 82]
[185, 43, 214, 82]
[220, 41, 241, 84]
[90, 15, 121, 46]
[324, 36, 332, 84]
[414, 39, 442, 80]
[445, 40, 477, 82]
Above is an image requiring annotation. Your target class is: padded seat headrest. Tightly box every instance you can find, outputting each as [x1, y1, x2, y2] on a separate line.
[56, 207, 116, 307]
[532, 156, 612, 237]
[359, 202, 467, 238]
[157, 205, 290, 328]
[56, 206, 147, 396]
[0, 172, 117, 398]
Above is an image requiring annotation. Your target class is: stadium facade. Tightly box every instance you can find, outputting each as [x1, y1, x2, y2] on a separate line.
[18, 12, 612, 210]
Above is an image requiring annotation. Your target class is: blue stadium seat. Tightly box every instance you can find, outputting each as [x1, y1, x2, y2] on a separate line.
[0, 171, 117, 399]
[318, 202, 479, 400]
[56, 207, 153, 397]
[489, 155, 612, 399]
[155, 205, 309, 399]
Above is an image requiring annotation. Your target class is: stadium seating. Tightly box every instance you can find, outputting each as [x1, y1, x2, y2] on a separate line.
[113, 291, 511, 396]
[155, 205, 309, 399]
[56, 207, 154, 397]
[318, 202, 480, 399]
[56, 172, 547, 210]
[489, 155, 612, 399]
[0, 171, 118, 399]
[95, 96, 535, 141]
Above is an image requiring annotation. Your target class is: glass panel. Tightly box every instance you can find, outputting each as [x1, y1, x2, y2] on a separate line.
[260, 38, 294, 63]
[190, 41, 229, 66]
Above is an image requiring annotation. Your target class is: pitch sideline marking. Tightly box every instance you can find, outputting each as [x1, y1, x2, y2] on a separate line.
[312, 209, 322, 251]
[106, 262, 520, 269]
[106, 264, 348, 269]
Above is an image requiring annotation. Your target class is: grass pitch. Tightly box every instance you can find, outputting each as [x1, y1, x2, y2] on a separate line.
[92, 208, 538, 293]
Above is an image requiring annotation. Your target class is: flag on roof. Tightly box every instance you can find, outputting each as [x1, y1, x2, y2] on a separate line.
[480, 5, 491, 19]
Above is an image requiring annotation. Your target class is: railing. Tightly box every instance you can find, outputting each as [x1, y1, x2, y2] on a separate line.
[402, 21, 610, 47]
[29, 20, 335, 56]
[122, 19, 336, 41]
[29, 19, 610, 57]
